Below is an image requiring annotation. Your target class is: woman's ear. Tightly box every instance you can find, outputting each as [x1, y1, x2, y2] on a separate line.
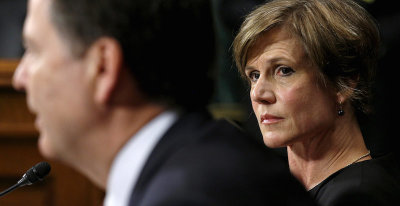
[336, 75, 359, 104]
[85, 37, 123, 105]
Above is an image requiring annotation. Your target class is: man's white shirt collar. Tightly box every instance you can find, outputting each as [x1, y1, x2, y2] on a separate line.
[104, 110, 179, 206]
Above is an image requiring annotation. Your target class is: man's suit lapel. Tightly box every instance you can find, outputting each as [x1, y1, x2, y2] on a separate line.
[128, 112, 212, 205]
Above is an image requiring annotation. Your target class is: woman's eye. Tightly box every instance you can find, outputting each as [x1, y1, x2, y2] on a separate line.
[276, 66, 295, 76]
[248, 71, 260, 82]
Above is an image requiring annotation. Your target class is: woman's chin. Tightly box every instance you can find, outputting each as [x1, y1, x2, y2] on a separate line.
[263, 136, 288, 148]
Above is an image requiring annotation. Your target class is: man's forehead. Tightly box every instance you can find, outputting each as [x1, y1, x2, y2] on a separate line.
[27, 0, 51, 21]
[23, 0, 57, 49]
[25, 0, 51, 34]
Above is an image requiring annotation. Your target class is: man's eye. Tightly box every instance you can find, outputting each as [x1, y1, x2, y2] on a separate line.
[276, 66, 295, 76]
[248, 71, 260, 82]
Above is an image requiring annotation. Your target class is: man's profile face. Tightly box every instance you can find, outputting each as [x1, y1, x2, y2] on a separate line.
[13, 0, 95, 161]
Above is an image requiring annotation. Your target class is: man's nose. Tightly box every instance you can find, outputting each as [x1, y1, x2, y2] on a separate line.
[12, 57, 29, 91]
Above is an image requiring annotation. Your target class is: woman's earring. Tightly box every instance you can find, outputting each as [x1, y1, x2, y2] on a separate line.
[338, 103, 345, 116]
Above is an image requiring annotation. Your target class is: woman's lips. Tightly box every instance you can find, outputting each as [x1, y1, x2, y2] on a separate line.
[260, 114, 283, 124]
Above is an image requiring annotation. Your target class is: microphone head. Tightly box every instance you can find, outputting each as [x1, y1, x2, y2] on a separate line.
[25, 162, 51, 184]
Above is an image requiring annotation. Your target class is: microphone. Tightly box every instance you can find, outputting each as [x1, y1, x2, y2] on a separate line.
[0, 162, 51, 197]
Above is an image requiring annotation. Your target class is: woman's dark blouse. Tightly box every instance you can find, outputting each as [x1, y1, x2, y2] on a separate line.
[309, 153, 400, 206]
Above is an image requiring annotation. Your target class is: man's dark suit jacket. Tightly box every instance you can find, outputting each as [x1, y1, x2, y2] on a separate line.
[128, 112, 315, 206]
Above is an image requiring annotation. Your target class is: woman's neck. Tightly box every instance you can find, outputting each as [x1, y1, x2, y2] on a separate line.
[287, 114, 371, 190]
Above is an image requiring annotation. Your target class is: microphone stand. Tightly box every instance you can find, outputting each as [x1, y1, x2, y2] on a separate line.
[0, 182, 22, 197]
[0, 162, 51, 198]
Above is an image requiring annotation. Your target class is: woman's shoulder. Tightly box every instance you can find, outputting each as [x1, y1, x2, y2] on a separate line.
[310, 153, 400, 206]
[356, 153, 400, 187]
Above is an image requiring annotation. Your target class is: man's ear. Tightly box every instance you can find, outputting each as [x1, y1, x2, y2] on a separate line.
[86, 37, 123, 105]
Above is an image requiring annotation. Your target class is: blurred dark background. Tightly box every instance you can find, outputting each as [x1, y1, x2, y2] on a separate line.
[0, 0, 26, 58]
[359, 0, 400, 161]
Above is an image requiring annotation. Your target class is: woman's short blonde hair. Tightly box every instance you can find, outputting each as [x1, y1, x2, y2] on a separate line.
[233, 0, 380, 114]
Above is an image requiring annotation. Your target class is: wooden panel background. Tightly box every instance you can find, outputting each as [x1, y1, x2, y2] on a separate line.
[0, 60, 104, 206]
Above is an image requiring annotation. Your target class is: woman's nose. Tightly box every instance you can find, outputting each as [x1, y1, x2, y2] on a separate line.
[251, 79, 276, 105]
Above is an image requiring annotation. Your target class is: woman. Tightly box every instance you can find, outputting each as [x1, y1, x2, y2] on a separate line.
[233, 0, 400, 205]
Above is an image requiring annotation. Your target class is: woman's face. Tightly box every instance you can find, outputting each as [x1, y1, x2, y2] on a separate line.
[245, 27, 338, 148]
